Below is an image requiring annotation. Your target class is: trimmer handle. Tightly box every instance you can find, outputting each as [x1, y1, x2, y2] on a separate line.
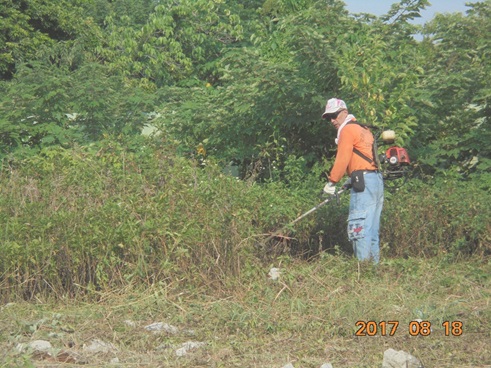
[341, 178, 352, 190]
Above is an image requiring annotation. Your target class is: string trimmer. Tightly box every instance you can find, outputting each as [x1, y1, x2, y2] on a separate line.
[262, 179, 352, 244]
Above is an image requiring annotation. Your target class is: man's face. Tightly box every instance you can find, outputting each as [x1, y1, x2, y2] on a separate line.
[327, 109, 347, 130]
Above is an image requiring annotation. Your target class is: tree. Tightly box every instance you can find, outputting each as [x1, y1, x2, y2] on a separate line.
[94, 0, 246, 87]
[80, 0, 157, 28]
[0, 62, 155, 157]
[0, 0, 86, 79]
[154, 0, 432, 179]
[154, 0, 348, 177]
[333, 0, 430, 146]
[414, 0, 491, 178]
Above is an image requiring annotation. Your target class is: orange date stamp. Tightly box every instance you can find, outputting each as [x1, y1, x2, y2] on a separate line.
[355, 320, 463, 337]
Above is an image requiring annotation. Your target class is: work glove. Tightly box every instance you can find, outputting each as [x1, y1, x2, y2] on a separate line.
[323, 181, 336, 196]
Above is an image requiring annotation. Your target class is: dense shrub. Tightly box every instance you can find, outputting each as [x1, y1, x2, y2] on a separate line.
[1, 140, 489, 301]
[287, 175, 491, 260]
[0, 139, 312, 300]
[381, 176, 491, 258]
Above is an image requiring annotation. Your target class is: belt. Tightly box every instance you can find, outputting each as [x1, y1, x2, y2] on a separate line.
[363, 170, 379, 174]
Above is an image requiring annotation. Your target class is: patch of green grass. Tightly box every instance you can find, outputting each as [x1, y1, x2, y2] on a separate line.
[1, 254, 489, 367]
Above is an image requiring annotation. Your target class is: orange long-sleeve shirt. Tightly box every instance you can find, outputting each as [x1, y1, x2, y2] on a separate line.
[329, 121, 377, 184]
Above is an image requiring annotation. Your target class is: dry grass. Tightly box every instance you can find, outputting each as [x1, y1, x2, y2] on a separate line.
[1, 254, 490, 367]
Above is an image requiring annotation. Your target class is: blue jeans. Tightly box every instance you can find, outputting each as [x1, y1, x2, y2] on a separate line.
[347, 171, 384, 263]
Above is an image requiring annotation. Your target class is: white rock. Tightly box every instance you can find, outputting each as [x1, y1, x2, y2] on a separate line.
[268, 267, 281, 280]
[28, 340, 52, 352]
[144, 322, 164, 331]
[144, 322, 178, 334]
[320, 364, 333, 368]
[175, 341, 206, 357]
[163, 323, 179, 334]
[83, 339, 117, 353]
[124, 320, 137, 327]
[382, 348, 422, 368]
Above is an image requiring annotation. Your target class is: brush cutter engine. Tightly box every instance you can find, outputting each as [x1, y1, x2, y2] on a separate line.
[380, 146, 411, 181]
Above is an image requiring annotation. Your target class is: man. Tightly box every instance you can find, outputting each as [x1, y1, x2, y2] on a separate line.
[321, 98, 384, 263]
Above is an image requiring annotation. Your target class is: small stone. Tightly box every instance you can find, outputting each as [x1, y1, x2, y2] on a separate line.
[175, 341, 206, 357]
[83, 339, 117, 354]
[144, 322, 178, 334]
[124, 320, 137, 327]
[382, 348, 423, 368]
[268, 267, 281, 280]
[28, 340, 52, 352]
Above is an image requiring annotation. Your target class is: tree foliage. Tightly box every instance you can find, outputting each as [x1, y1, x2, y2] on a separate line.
[0, 0, 88, 79]
[93, 0, 246, 87]
[414, 0, 491, 178]
[156, 1, 346, 174]
[0, 62, 154, 156]
[0, 0, 489, 181]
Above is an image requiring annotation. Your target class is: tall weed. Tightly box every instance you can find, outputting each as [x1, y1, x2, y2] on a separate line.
[0, 140, 309, 300]
[381, 177, 491, 258]
[1, 141, 488, 301]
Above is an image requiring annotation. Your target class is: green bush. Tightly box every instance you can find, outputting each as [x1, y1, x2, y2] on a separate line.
[381, 177, 491, 258]
[286, 174, 491, 261]
[0, 62, 155, 157]
[1, 139, 489, 301]
[0, 139, 312, 300]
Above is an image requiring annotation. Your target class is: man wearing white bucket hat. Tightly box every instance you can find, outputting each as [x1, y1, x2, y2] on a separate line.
[322, 98, 384, 264]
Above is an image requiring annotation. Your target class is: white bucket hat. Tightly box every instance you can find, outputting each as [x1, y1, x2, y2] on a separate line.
[322, 98, 347, 119]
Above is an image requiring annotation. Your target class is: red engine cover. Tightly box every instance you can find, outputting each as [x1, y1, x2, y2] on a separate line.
[385, 146, 410, 164]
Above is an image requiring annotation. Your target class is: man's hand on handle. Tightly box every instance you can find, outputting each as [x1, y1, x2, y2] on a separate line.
[323, 181, 336, 196]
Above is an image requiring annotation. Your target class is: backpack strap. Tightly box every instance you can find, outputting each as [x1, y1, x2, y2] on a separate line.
[347, 121, 376, 129]
[353, 147, 375, 165]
